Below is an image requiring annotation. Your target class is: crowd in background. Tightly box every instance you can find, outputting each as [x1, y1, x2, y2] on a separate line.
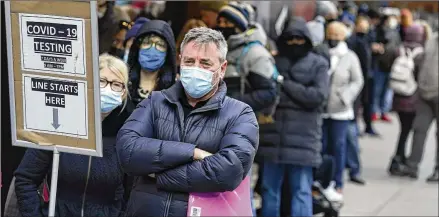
[1, 1, 438, 217]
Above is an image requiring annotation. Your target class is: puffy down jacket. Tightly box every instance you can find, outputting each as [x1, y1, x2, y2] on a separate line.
[116, 81, 258, 217]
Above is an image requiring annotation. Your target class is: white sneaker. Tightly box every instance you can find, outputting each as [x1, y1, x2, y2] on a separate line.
[322, 181, 343, 202]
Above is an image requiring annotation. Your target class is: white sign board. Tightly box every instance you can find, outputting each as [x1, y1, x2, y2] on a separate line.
[19, 13, 86, 76]
[22, 74, 88, 139]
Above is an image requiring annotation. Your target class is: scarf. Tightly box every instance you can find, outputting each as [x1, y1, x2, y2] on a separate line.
[328, 41, 349, 76]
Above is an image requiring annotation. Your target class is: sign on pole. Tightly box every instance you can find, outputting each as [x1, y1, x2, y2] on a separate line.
[5, 1, 102, 157]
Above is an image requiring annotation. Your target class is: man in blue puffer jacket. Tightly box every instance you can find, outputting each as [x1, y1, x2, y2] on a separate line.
[116, 27, 259, 217]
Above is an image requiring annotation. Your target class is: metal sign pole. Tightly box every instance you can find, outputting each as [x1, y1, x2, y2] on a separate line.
[48, 147, 60, 217]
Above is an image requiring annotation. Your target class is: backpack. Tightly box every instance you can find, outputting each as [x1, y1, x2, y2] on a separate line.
[236, 41, 282, 124]
[389, 46, 423, 96]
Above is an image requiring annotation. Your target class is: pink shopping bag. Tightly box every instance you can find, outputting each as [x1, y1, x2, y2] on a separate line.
[187, 176, 252, 217]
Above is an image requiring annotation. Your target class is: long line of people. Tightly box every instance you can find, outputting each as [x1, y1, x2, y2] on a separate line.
[5, 1, 438, 217]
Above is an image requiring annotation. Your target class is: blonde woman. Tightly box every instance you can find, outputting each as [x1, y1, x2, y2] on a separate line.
[322, 21, 364, 194]
[14, 54, 131, 217]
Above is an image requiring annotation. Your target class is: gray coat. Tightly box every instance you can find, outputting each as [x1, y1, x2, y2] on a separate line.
[418, 32, 439, 100]
[326, 50, 364, 115]
[223, 28, 278, 112]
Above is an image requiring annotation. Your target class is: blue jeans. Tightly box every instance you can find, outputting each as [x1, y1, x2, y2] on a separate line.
[346, 121, 361, 178]
[373, 71, 393, 114]
[261, 163, 313, 217]
[322, 119, 349, 189]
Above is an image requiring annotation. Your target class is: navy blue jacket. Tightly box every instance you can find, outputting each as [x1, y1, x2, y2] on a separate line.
[258, 18, 329, 167]
[116, 81, 258, 217]
[14, 107, 129, 217]
[347, 33, 373, 79]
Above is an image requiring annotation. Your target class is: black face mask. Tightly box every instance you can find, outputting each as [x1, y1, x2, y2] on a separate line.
[285, 44, 310, 60]
[325, 19, 336, 28]
[327, 40, 340, 48]
[356, 32, 367, 38]
[215, 27, 237, 40]
[109, 47, 125, 59]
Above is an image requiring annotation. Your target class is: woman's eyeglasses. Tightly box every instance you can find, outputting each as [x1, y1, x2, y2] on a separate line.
[100, 79, 125, 92]
[141, 37, 167, 52]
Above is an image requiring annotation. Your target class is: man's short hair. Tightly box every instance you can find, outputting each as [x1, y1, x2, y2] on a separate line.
[180, 27, 228, 62]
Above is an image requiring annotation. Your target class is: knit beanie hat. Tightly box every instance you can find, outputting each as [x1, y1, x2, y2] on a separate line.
[239, 2, 256, 23]
[357, 3, 369, 15]
[125, 17, 149, 42]
[218, 3, 249, 31]
[340, 11, 356, 26]
[199, 1, 228, 13]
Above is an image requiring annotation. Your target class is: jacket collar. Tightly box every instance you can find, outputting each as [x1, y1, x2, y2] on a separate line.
[162, 81, 228, 112]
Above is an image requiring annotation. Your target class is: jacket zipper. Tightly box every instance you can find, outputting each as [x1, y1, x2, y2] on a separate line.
[81, 156, 92, 217]
[163, 193, 173, 217]
[162, 105, 215, 216]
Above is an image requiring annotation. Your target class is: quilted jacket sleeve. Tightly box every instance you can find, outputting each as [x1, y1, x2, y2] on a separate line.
[116, 94, 196, 176]
[14, 149, 52, 217]
[282, 56, 330, 109]
[235, 51, 278, 112]
[156, 105, 258, 192]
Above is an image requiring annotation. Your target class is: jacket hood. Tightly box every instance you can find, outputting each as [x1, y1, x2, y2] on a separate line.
[227, 23, 268, 50]
[127, 20, 177, 93]
[279, 17, 313, 43]
[277, 17, 313, 54]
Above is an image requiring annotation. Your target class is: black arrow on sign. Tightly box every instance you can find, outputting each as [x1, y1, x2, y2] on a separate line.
[51, 108, 61, 129]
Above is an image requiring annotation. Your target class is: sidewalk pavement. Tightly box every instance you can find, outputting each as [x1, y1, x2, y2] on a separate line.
[342, 113, 438, 216]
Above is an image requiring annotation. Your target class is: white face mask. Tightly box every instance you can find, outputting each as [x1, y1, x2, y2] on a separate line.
[97, 5, 107, 19]
[98, 11, 105, 19]
[346, 28, 353, 38]
[388, 18, 398, 29]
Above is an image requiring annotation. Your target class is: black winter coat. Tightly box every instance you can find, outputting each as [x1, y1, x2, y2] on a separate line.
[98, 2, 119, 54]
[258, 18, 329, 167]
[14, 107, 130, 217]
[116, 81, 258, 217]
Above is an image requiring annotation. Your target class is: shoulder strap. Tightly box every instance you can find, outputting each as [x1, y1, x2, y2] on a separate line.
[237, 41, 264, 96]
[237, 41, 263, 70]
[411, 46, 424, 57]
[399, 46, 408, 57]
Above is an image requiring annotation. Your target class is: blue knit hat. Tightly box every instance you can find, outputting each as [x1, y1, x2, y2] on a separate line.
[218, 3, 249, 31]
[125, 17, 150, 42]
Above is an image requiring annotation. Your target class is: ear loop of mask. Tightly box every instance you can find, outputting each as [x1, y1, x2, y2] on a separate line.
[212, 62, 226, 87]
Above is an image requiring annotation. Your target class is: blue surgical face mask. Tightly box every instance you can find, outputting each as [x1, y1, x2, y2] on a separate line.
[180, 66, 221, 99]
[138, 47, 166, 71]
[100, 87, 123, 113]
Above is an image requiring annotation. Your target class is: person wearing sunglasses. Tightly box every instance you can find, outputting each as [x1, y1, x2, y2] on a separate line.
[126, 20, 177, 106]
[14, 54, 131, 217]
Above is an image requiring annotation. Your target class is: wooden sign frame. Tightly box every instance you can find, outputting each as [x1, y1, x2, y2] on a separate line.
[5, 1, 102, 157]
